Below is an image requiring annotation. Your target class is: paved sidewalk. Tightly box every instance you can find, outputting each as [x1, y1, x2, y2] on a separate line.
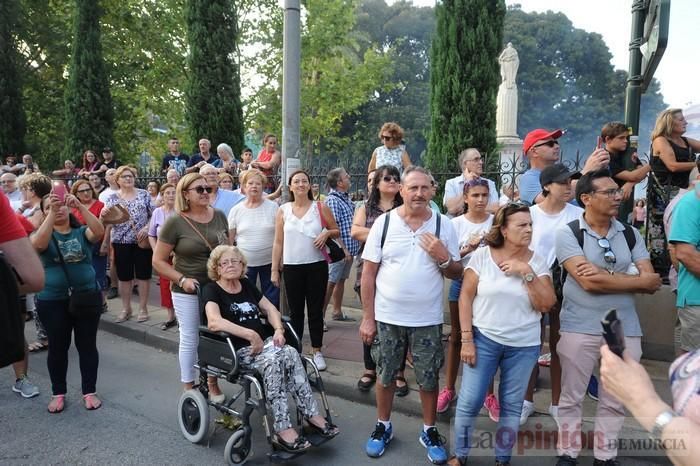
[95, 282, 674, 462]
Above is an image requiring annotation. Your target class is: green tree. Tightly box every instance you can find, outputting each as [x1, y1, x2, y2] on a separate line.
[0, 0, 27, 157]
[185, 0, 244, 154]
[426, 0, 506, 173]
[62, 0, 114, 161]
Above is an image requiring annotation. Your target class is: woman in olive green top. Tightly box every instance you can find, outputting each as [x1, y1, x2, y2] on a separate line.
[152, 173, 231, 399]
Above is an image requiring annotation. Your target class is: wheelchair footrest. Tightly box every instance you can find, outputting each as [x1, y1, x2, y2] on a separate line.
[267, 449, 306, 463]
[304, 431, 334, 447]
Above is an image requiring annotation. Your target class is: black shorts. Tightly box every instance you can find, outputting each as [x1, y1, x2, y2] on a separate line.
[112, 243, 153, 281]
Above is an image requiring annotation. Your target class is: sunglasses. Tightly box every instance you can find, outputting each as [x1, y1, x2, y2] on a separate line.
[382, 175, 399, 183]
[381, 135, 397, 142]
[533, 140, 560, 149]
[597, 238, 616, 270]
[188, 186, 214, 194]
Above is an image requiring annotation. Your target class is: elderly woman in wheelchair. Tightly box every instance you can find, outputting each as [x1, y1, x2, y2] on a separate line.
[201, 245, 339, 453]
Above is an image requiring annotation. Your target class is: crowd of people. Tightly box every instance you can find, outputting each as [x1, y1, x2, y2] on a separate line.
[2, 112, 699, 465]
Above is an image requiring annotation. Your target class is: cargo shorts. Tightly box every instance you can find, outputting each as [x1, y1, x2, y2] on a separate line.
[371, 321, 444, 391]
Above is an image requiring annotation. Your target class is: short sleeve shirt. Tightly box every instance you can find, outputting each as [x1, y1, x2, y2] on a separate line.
[105, 189, 153, 244]
[158, 210, 230, 294]
[0, 192, 26, 243]
[202, 278, 265, 337]
[148, 206, 176, 239]
[442, 175, 499, 216]
[38, 227, 97, 300]
[519, 168, 542, 206]
[669, 191, 700, 307]
[555, 213, 649, 336]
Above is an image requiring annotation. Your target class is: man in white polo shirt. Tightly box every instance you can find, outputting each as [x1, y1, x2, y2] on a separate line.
[443, 148, 499, 217]
[360, 166, 461, 464]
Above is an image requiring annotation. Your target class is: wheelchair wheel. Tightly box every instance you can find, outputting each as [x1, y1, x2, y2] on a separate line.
[224, 428, 251, 465]
[178, 389, 210, 444]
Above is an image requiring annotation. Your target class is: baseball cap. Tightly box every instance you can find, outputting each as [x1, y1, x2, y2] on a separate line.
[539, 163, 580, 187]
[102, 147, 112, 152]
[523, 128, 563, 154]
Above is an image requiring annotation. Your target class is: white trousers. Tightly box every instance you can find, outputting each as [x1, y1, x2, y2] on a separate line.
[172, 292, 200, 383]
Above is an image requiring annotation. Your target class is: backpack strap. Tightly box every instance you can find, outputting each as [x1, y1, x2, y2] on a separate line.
[435, 212, 441, 238]
[380, 211, 390, 249]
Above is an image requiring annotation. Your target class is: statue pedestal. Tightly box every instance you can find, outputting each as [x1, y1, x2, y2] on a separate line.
[497, 137, 524, 197]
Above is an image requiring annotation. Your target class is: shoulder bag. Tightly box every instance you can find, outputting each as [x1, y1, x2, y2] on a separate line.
[317, 201, 345, 263]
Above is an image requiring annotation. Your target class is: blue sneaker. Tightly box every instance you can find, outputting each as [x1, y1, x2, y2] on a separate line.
[587, 375, 599, 401]
[366, 422, 393, 458]
[419, 427, 448, 464]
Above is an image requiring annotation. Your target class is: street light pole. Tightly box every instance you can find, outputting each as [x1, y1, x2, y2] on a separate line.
[624, 0, 646, 141]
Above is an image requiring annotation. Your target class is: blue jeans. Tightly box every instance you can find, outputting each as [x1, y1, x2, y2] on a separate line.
[453, 329, 539, 462]
[247, 264, 279, 309]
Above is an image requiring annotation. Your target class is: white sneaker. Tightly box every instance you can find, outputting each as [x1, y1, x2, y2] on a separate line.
[520, 400, 535, 425]
[313, 351, 327, 371]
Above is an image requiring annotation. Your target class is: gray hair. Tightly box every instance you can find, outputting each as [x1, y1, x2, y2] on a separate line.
[199, 163, 217, 175]
[400, 165, 431, 183]
[327, 167, 346, 189]
[217, 143, 233, 159]
[458, 148, 481, 169]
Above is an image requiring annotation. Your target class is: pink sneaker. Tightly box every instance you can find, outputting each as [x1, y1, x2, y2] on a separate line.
[436, 388, 456, 413]
[483, 393, 500, 422]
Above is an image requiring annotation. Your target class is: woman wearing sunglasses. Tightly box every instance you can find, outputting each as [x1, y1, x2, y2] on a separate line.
[367, 122, 412, 173]
[152, 173, 230, 399]
[104, 166, 153, 323]
[448, 202, 556, 466]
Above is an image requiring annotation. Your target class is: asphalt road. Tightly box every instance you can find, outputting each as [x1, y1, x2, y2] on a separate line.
[0, 330, 668, 466]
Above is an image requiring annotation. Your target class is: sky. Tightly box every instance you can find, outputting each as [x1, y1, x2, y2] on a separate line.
[402, 0, 699, 109]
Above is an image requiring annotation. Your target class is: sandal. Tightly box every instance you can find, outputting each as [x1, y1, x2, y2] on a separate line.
[48, 394, 65, 413]
[137, 311, 149, 323]
[161, 318, 177, 330]
[395, 376, 409, 397]
[273, 434, 311, 453]
[28, 340, 48, 353]
[357, 372, 377, 392]
[115, 310, 132, 323]
[305, 420, 339, 439]
[83, 393, 102, 410]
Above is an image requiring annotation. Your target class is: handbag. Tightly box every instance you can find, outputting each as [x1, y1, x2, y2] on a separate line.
[51, 235, 102, 319]
[317, 202, 345, 263]
[100, 204, 130, 225]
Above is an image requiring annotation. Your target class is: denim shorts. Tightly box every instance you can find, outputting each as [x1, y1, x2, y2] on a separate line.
[328, 257, 353, 284]
[371, 322, 444, 391]
[448, 278, 463, 302]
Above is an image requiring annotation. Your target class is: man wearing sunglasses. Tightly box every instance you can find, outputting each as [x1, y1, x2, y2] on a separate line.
[520, 129, 610, 206]
[553, 169, 661, 466]
[443, 148, 499, 217]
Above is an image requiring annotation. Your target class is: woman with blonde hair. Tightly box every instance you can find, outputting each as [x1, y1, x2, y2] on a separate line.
[228, 169, 279, 307]
[104, 165, 153, 323]
[203, 245, 338, 452]
[648, 108, 700, 278]
[152, 173, 229, 398]
[367, 122, 412, 173]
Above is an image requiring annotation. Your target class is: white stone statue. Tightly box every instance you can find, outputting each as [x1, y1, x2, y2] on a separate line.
[498, 42, 519, 89]
[496, 43, 519, 139]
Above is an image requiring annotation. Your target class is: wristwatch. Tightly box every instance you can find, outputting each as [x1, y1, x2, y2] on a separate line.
[523, 272, 535, 283]
[650, 410, 677, 443]
[438, 258, 452, 269]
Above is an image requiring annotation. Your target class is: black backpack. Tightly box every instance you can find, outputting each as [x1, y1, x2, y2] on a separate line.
[0, 250, 24, 368]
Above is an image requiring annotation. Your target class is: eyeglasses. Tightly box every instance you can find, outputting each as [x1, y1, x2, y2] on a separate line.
[0, 180, 16, 184]
[597, 238, 616, 269]
[219, 259, 242, 267]
[382, 175, 399, 183]
[76, 188, 92, 194]
[119, 174, 135, 179]
[533, 140, 560, 149]
[381, 135, 397, 142]
[188, 186, 214, 194]
[466, 157, 484, 163]
[593, 188, 623, 199]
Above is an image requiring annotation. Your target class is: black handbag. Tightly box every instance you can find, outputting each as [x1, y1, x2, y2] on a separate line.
[51, 235, 102, 319]
[317, 202, 346, 263]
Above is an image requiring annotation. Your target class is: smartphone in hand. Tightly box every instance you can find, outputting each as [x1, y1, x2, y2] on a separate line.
[601, 308, 625, 357]
[52, 181, 67, 203]
[596, 136, 603, 150]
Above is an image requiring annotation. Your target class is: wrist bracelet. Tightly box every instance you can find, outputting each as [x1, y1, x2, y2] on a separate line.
[274, 327, 284, 331]
[178, 276, 187, 287]
[461, 339, 473, 343]
[460, 330, 473, 333]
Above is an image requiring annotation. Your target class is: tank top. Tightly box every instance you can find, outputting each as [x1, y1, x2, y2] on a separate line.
[375, 146, 404, 171]
[280, 202, 325, 265]
[651, 137, 694, 189]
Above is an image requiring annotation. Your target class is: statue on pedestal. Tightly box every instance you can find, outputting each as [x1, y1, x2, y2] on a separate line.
[496, 43, 520, 140]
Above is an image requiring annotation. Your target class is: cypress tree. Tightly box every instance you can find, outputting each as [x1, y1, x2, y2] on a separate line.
[0, 0, 27, 157]
[63, 0, 114, 160]
[426, 0, 505, 173]
[185, 0, 244, 154]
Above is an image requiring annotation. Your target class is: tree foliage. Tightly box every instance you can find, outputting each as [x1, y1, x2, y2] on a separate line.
[0, 0, 27, 156]
[426, 0, 506, 173]
[62, 0, 114, 161]
[185, 0, 244, 154]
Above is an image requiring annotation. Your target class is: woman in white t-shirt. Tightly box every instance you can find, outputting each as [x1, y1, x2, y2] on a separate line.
[448, 203, 556, 465]
[228, 169, 280, 308]
[521, 163, 583, 424]
[436, 178, 493, 415]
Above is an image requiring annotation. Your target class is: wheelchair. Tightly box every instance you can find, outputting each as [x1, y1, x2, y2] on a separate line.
[177, 292, 336, 464]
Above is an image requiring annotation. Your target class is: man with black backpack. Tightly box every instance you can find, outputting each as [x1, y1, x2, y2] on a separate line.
[553, 169, 661, 466]
[0, 192, 45, 397]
